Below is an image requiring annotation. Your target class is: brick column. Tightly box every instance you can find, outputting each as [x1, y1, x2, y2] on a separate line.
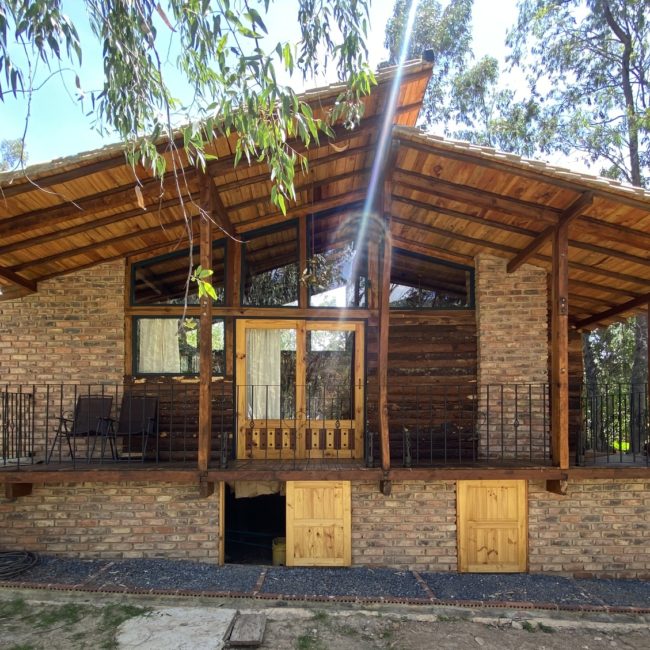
[475, 254, 549, 459]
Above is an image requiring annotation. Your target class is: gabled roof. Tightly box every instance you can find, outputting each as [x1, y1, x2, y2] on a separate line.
[1, 58, 649, 329]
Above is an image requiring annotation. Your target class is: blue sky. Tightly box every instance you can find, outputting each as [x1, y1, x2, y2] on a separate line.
[1, 0, 520, 166]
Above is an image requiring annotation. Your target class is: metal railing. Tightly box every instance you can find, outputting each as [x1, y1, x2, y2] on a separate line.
[367, 383, 551, 467]
[0, 383, 232, 469]
[1, 387, 34, 466]
[577, 383, 648, 466]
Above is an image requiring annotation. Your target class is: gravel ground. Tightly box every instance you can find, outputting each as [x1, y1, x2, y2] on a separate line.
[261, 567, 426, 599]
[5, 556, 650, 610]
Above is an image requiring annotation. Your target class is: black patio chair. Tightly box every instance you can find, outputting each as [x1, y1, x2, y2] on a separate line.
[47, 395, 113, 462]
[109, 394, 159, 461]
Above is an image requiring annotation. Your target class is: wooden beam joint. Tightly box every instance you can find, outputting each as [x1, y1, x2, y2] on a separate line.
[4, 482, 33, 500]
[546, 478, 568, 495]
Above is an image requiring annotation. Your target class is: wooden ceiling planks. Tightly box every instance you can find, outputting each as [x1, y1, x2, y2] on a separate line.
[1, 59, 649, 327]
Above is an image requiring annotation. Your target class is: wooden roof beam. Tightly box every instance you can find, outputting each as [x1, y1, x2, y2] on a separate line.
[398, 136, 650, 216]
[0, 194, 197, 257]
[574, 292, 650, 330]
[199, 172, 236, 239]
[393, 191, 649, 267]
[395, 168, 650, 251]
[0, 170, 198, 239]
[0, 267, 36, 293]
[11, 215, 202, 273]
[507, 192, 594, 273]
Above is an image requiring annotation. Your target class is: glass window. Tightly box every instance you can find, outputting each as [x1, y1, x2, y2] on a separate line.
[306, 329, 354, 420]
[132, 243, 225, 306]
[242, 225, 298, 306]
[389, 249, 473, 309]
[308, 211, 367, 308]
[134, 317, 225, 375]
[245, 328, 296, 419]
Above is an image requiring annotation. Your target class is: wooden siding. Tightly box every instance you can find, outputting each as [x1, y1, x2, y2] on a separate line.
[367, 311, 478, 464]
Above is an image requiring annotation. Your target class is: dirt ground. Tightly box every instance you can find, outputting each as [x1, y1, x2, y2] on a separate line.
[1, 590, 649, 650]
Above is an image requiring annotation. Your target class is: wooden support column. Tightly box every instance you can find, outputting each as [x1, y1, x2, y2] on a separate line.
[551, 221, 570, 470]
[378, 181, 393, 473]
[225, 237, 242, 378]
[299, 215, 308, 308]
[198, 174, 214, 472]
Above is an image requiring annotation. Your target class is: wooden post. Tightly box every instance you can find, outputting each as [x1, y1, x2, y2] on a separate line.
[198, 175, 214, 472]
[225, 237, 242, 378]
[378, 180, 393, 473]
[551, 221, 569, 469]
[299, 215, 308, 308]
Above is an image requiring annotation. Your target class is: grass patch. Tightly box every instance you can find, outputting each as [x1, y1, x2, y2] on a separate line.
[538, 622, 555, 633]
[98, 603, 149, 650]
[0, 598, 28, 620]
[312, 610, 328, 622]
[35, 603, 87, 629]
[7, 644, 34, 650]
[296, 633, 323, 650]
[99, 603, 149, 633]
[522, 620, 536, 633]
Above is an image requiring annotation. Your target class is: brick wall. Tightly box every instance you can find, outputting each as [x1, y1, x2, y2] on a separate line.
[352, 480, 457, 571]
[529, 479, 650, 578]
[0, 482, 220, 562]
[475, 254, 549, 458]
[0, 259, 125, 385]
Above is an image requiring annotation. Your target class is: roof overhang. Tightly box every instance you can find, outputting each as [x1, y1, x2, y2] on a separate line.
[1, 58, 649, 329]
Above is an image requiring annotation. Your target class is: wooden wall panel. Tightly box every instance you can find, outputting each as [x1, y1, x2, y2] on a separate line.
[286, 480, 351, 566]
[457, 480, 527, 573]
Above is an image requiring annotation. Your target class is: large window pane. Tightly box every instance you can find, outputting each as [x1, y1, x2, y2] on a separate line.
[306, 329, 354, 420]
[389, 249, 473, 309]
[134, 318, 224, 375]
[242, 225, 298, 306]
[245, 328, 296, 418]
[308, 212, 367, 308]
[132, 244, 225, 306]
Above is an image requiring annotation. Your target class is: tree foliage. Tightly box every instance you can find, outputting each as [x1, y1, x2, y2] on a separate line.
[385, 0, 538, 155]
[0, 137, 25, 170]
[0, 0, 375, 212]
[508, 0, 649, 187]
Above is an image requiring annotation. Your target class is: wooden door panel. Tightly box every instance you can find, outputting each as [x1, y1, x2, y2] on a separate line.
[457, 480, 527, 573]
[286, 480, 351, 566]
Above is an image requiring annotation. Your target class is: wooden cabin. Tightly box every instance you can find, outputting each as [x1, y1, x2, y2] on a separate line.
[1, 60, 649, 575]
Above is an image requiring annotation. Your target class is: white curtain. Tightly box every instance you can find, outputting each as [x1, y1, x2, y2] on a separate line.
[138, 319, 181, 373]
[246, 329, 281, 419]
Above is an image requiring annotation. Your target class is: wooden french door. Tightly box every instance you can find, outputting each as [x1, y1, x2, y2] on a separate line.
[235, 320, 364, 460]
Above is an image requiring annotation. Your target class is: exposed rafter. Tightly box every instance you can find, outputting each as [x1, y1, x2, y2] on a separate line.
[574, 292, 650, 329]
[507, 192, 594, 273]
[0, 267, 37, 293]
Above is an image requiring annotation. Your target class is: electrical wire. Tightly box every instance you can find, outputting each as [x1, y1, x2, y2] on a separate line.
[0, 551, 38, 579]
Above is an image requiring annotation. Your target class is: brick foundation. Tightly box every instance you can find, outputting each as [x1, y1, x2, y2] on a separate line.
[0, 482, 220, 562]
[529, 479, 650, 578]
[352, 480, 457, 571]
[0, 260, 125, 384]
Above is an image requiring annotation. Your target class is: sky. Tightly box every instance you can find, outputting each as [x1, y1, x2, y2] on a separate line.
[0, 0, 523, 167]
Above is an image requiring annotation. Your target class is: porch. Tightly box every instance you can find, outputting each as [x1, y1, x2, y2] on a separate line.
[2, 380, 646, 477]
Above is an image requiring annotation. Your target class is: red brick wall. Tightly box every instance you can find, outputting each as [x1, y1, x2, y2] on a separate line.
[529, 479, 650, 578]
[0, 482, 219, 562]
[0, 260, 125, 384]
[475, 254, 549, 459]
[352, 480, 457, 571]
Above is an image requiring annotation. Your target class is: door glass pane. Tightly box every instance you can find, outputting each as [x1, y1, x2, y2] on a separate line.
[306, 330, 354, 420]
[246, 328, 296, 419]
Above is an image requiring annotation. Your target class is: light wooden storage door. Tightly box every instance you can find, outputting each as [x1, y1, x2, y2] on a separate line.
[457, 480, 527, 573]
[286, 481, 351, 566]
